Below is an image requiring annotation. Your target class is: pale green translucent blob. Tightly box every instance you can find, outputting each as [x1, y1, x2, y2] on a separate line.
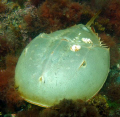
[15, 24, 110, 107]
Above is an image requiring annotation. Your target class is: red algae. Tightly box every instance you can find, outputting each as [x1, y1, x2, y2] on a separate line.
[38, 0, 84, 33]
[97, 0, 120, 37]
[0, 55, 24, 112]
[0, 1, 6, 13]
[23, 13, 33, 27]
[0, 36, 10, 68]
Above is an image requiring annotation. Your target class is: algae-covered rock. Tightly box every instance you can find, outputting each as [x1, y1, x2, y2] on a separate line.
[15, 24, 110, 107]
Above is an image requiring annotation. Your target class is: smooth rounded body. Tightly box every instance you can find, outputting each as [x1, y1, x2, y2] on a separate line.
[15, 24, 110, 107]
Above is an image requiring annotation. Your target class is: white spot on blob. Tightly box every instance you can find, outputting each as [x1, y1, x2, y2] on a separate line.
[70, 45, 81, 52]
[82, 38, 93, 44]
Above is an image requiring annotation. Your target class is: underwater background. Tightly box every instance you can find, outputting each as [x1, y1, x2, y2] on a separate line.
[0, 0, 120, 116]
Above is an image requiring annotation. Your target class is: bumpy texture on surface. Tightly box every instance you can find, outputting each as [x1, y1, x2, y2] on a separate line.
[15, 24, 110, 107]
